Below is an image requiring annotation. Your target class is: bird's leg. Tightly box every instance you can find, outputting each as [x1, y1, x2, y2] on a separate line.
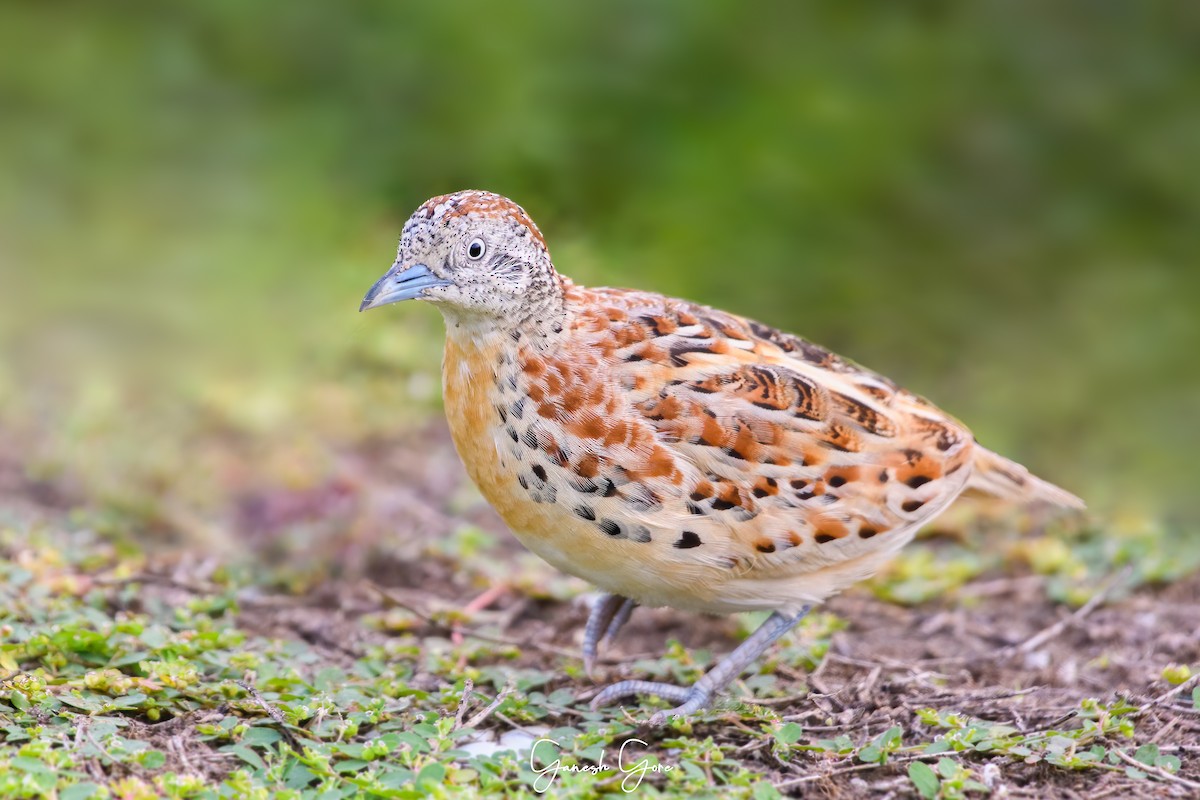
[590, 606, 811, 724]
[582, 594, 638, 679]
[603, 595, 637, 644]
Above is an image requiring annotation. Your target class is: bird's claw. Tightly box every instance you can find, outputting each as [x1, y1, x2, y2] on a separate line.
[588, 679, 712, 724]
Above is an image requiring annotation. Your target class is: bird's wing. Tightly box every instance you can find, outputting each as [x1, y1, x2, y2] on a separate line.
[568, 286, 979, 579]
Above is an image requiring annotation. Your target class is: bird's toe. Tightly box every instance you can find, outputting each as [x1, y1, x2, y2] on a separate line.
[588, 679, 710, 721]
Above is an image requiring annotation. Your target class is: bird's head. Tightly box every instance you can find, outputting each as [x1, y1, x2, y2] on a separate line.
[360, 191, 563, 331]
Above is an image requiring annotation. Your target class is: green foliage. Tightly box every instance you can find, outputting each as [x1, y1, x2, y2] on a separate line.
[856, 725, 905, 765]
[2, 521, 795, 797]
[1129, 743, 1182, 780]
[2, 518, 1196, 796]
[908, 760, 941, 799]
[869, 545, 988, 606]
[0, 1, 1196, 528]
[913, 698, 1148, 771]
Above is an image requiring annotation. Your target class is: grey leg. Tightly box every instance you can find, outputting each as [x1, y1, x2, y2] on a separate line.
[582, 594, 638, 679]
[604, 596, 636, 642]
[590, 606, 811, 725]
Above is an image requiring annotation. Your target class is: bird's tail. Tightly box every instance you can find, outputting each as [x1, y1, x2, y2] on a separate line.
[967, 446, 1086, 510]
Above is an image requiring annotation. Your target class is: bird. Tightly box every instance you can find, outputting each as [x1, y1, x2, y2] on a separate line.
[359, 190, 1084, 724]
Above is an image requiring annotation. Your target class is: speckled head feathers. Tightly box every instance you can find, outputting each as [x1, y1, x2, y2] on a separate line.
[405, 191, 549, 255]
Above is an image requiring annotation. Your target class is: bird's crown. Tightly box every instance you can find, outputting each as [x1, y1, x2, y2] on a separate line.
[402, 190, 549, 256]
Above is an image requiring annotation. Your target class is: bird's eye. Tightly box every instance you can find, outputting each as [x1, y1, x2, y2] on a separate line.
[467, 238, 486, 260]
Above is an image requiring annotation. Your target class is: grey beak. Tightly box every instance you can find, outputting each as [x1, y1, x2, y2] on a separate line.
[359, 263, 452, 311]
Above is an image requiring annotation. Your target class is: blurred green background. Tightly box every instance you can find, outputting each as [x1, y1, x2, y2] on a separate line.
[1, 1, 1197, 540]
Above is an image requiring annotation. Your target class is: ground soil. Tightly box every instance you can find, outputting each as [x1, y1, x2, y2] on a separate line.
[5, 424, 1199, 797]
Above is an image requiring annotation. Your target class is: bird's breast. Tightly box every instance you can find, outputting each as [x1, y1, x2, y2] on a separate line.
[441, 333, 524, 522]
[442, 333, 625, 583]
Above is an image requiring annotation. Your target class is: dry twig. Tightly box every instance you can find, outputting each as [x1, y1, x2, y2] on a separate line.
[453, 678, 475, 730]
[237, 680, 305, 754]
[460, 679, 517, 730]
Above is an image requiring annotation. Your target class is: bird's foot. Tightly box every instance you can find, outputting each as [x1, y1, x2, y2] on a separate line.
[584, 607, 812, 724]
[589, 680, 713, 725]
[581, 594, 637, 679]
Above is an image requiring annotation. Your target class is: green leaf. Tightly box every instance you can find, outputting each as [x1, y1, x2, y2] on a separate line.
[1133, 743, 1159, 765]
[314, 667, 347, 691]
[936, 757, 958, 779]
[776, 722, 804, 746]
[908, 761, 940, 799]
[876, 725, 904, 751]
[10, 690, 31, 711]
[1157, 754, 1181, 773]
[11, 756, 54, 775]
[52, 628, 112, 658]
[377, 767, 415, 788]
[1192, 686, 1199, 710]
[59, 693, 103, 712]
[242, 726, 283, 747]
[283, 763, 318, 790]
[108, 692, 148, 709]
[416, 762, 446, 788]
[396, 731, 431, 753]
[858, 745, 882, 764]
[226, 744, 267, 771]
[61, 784, 103, 800]
[138, 749, 167, 769]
